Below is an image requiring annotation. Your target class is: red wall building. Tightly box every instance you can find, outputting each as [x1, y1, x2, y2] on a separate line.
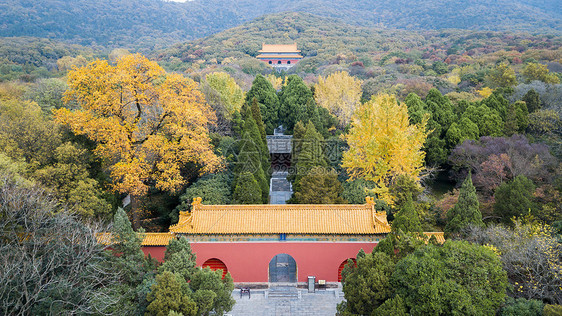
[137, 198, 444, 284]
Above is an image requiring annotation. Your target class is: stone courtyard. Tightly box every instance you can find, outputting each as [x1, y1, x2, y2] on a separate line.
[227, 287, 344, 316]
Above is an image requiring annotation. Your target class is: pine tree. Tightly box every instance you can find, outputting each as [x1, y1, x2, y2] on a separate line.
[445, 173, 484, 234]
[233, 171, 262, 204]
[391, 193, 422, 234]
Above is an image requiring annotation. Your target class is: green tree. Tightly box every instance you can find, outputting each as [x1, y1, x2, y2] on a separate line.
[487, 62, 517, 88]
[146, 271, 197, 316]
[23, 78, 70, 114]
[233, 171, 262, 204]
[190, 267, 235, 316]
[391, 241, 508, 315]
[404, 93, 428, 125]
[159, 237, 198, 282]
[235, 115, 268, 203]
[522, 89, 541, 113]
[500, 297, 544, 316]
[445, 173, 484, 235]
[339, 252, 395, 315]
[279, 75, 313, 132]
[293, 166, 345, 204]
[494, 175, 536, 222]
[342, 178, 378, 204]
[111, 207, 148, 285]
[522, 63, 560, 84]
[172, 173, 232, 223]
[391, 193, 422, 234]
[290, 121, 326, 192]
[245, 74, 280, 134]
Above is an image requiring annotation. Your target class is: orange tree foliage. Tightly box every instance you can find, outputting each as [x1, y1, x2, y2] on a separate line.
[342, 94, 428, 205]
[55, 54, 221, 200]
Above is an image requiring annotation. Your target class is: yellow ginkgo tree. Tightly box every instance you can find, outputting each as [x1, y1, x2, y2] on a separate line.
[342, 94, 428, 205]
[55, 54, 222, 228]
[314, 71, 362, 127]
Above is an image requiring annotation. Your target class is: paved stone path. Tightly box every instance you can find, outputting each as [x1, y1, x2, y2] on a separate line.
[228, 288, 344, 316]
[269, 171, 292, 204]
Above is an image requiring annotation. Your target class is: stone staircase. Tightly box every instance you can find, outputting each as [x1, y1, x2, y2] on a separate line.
[267, 286, 300, 299]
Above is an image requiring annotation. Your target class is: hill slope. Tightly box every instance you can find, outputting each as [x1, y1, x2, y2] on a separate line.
[157, 12, 561, 68]
[0, 0, 559, 49]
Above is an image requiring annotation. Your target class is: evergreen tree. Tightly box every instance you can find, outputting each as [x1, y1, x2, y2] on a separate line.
[293, 166, 345, 204]
[494, 175, 536, 222]
[235, 115, 269, 202]
[245, 75, 280, 134]
[338, 252, 395, 315]
[522, 89, 541, 113]
[250, 97, 267, 145]
[391, 193, 422, 234]
[233, 171, 262, 204]
[146, 271, 197, 316]
[445, 173, 484, 234]
[279, 75, 313, 132]
[404, 93, 428, 125]
[290, 121, 326, 192]
[159, 237, 198, 282]
[111, 207, 148, 285]
[190, 268, 235, 316]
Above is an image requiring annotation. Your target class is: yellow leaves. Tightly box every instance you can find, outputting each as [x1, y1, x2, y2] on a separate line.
[477, 87, 494, 98]
[204, 72, 245, 116]
[342, 94, 428, 205]
[314, 71, 362, 127]
[265, 74, 284, 91]
[55, 53, 221, 196]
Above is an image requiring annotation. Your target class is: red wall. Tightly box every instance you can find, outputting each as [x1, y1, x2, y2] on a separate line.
[261, 59, 301, 65]
[142, 242, 377, 282]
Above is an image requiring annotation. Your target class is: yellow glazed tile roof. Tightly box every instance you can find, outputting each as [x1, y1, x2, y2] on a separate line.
[142, 233, 176, 246]
[96, 232, 175, 246]
[256, 54, 304, 59]
[423, 232, 446, 244]
[259, 43, 301, 53]
[169, 197, 391, 235]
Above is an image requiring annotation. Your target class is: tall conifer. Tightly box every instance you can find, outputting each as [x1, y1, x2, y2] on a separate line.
[445, 173, 484, 234]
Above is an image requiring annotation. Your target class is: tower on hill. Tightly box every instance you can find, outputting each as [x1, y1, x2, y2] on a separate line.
[256, 43, 303, 71]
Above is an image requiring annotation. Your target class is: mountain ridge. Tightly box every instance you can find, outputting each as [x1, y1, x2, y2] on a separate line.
[0, 0, 559, 50]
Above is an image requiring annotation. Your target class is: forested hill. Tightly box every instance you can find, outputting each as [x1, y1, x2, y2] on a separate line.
[0, 0, 560, 50]
[156, 12, 561, 70]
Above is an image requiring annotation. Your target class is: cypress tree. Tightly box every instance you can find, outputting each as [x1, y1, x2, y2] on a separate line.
[291, 121, 326, 192]
[445, 173, 484, 234]
[235, 127, 268, 203]
[522, 89, 541, 113]
[250, 97, 267, 145]
[245, 75, 280, 134]
[279, 75, 313, 132]
[233, 171, 262, 204]
[391, 193, 423, 234]
[293, 166, 345, 204]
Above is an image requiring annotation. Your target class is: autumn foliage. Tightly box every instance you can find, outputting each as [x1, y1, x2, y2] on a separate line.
[56, 53, 221, 200]
[342, 94, 428, 205]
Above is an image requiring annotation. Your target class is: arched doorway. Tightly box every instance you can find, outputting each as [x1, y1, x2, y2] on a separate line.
[338, 258, 357, 282]
[202, 258, 228, 279]
[269, 254, 297, 283]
